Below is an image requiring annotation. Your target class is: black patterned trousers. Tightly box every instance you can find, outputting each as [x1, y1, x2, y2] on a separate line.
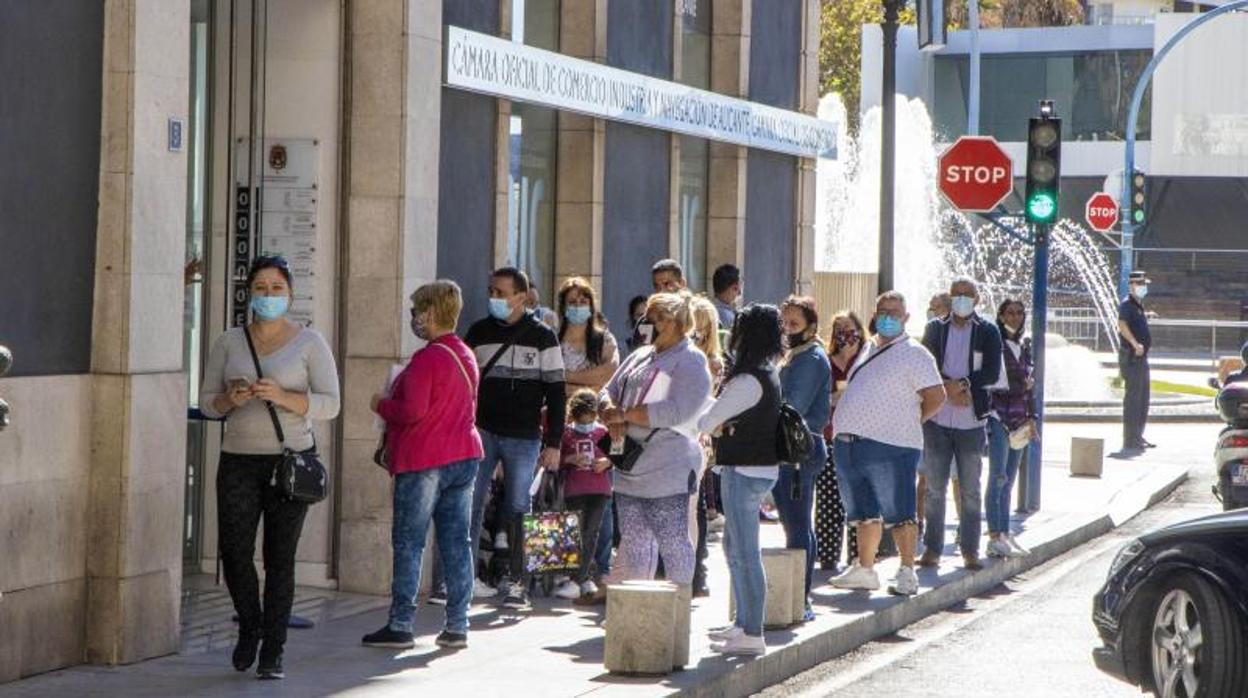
[217, 452, 309, 647]
[814, 441, 856, 567]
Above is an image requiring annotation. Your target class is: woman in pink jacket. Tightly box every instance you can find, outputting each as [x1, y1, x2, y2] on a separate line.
[362, 280, 484, 651]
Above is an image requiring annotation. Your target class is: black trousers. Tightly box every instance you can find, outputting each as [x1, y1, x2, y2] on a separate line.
[814, 444, 853, 566]
[565, 494, 609, 583]
[691, 473, 710, 592]
[217, 452, 309, 647]
[1120, 352, 1151, 446]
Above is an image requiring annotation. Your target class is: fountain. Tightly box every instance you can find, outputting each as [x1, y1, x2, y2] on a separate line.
[817, 93, 1120, 402]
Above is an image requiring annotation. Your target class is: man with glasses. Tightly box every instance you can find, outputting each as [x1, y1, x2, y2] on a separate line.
[919, 277, 1003, 571]
[830, 291, 945, 596]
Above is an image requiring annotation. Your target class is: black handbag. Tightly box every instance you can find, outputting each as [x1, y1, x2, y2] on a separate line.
[597, 429, 658, 473]
[244, 327, 329, 505]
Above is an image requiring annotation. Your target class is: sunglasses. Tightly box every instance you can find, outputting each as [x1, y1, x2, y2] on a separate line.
[252, 254, 290, 271]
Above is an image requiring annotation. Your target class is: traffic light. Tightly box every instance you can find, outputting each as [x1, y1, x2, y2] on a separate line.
[1025, 101, 1062, 225]
[1129, 170, 1147, 226]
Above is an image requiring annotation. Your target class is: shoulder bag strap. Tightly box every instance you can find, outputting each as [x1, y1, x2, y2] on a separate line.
[478, 317, 536, 380]
[243, 326, 287, 447]
[432, 342, 475, 394]
[846, 339, 900, 385]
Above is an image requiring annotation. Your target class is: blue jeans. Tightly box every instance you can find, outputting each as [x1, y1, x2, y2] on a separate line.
[595, 495, 613, 576]
[985, 417, 1027, 535]
[772, 437, 826, 600]
[470, 430, 542, 580]
[722, 468, 778, 637]
[921, 422, 985, 558]
[833, 436, 920, 525]
[388, 459, 476, 634]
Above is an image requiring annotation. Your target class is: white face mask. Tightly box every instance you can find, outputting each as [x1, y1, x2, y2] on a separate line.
[951, 296, 976, 318]
[1132, 285, 1149, 300]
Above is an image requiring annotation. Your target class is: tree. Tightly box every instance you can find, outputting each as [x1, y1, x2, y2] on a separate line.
[946, 0, 1085, 29]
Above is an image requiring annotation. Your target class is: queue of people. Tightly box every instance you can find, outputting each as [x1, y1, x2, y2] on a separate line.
[199, 254, 1041, 677]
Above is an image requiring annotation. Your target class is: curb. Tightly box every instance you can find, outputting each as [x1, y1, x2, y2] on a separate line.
[675, 465, 1189, 698]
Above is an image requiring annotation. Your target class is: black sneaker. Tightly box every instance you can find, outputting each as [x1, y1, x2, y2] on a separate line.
[256, 644, 284, 680]
[361, 625, 415, 649]
[427, 589, 448, 606]
[231, 632, 260, 672]
[435, 630, 468, 649]
[502, 582, 529, 610]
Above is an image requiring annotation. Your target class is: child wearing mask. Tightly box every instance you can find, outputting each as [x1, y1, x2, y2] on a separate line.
[555, 389, 614, 600]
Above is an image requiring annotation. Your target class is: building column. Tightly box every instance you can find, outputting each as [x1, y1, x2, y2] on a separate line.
[337, 0, 442, 596]
[86, 0, 191, 664]
[794, 0, 820, 296]
[554, 0, 607, 295]
[707, 0, 749, 282]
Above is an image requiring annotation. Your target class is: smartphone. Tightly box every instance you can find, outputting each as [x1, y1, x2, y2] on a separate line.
[576, 440, 594, 469]
[228, 377, 251, 391]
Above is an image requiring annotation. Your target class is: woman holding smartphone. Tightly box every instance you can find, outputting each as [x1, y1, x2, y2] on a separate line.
[199, 256, 340, 680]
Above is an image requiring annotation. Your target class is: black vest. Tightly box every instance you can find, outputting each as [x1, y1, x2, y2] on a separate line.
[715, 366, 781, 466]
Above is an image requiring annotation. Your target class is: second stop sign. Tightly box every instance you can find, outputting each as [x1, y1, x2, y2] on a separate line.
[938, 136, 1014, 213]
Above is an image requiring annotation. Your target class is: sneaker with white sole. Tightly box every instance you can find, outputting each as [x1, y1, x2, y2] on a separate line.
[987, 537, 1014, 559]
[554, 580, 581, 599]
[502, 582, 529, 610]
[707, 625, 743, 642]
[580, 579, 599, 597]
[1008, 535, 1031, 557]
[830, 564, 880, 591]
[473, 578, 497, 598]
[888, 566, 919, 596]
[494, 531, 509, 550]
[712, 632, 766, 656]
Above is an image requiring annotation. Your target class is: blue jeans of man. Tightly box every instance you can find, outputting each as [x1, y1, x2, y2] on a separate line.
[721, 468, 779, 637]
[388, 459, 476, 634]
[922, 422, 985, 558]
[985, 417, 1027, 535]
[470, 430, 542, 583]
[771, 437, 826, 600]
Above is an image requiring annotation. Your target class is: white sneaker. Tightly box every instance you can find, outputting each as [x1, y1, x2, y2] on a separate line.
[888, 566, 919, 597]
[494, 531, 509, 550]
[1007, 535, 1031, 557]
[831, 564, 880, 591]
[707, 625, 743, 642]
[712, 632, 766, 656]
[473, 578, 497, 598]
[987, 537, 1014, 559]
[580, 580, 599, 597]
[708, 515, 725, 533]
[554, 580, 581, 599]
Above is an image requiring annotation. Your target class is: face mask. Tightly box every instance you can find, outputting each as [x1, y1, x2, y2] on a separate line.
[251, 295, 290, 321]
[488, 297, 512, 321]
[565, 305, 592, 326]
[1003, 323, 1021, 336]
[1132, 285, 1149, 300]
[876, 315, 904, 339]
[787, 332, 808, 349]
[573, 422, 596, 435]
[636, 321, 655, 346]
[951, 296, 975, 318]
[691, 331, 704, 344]
[835, 330, 860, 347]
[410, 313, 430, 340]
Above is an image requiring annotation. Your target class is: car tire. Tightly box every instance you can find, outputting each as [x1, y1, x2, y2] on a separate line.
[1143, 572, 1245, 698]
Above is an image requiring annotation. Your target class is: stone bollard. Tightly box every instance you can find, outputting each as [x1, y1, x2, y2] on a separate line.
[1070, 437, 1104, 477]
[731, 549, 801, 628]
[620, 580, 691, 669]
[604, 583, 677, 675]
[780, 549, 807, 621]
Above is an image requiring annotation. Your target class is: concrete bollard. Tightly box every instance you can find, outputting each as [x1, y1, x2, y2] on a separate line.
[732, 549, 801, 628]
[620, 580, 691, 669]
[1070, 437, 1104, 477]
[780, 548, 807, 621]
[604, 583, 677, 675]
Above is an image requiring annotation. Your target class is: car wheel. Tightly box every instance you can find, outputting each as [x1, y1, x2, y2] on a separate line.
[1146, 572, 1245, 697]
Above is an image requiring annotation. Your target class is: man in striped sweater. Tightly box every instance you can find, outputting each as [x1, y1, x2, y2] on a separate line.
[465, 267, 566, 610]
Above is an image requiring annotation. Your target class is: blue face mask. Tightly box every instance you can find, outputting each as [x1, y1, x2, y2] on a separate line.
[951, 296, 976, 318]
[565, 305, 592, 326]
[876, 315, 904, 339]
[1132, 285, 1149, 300]
[251, 295, 290, 321]
[573, 422, 597, 434]
[489, 298, 512, 321]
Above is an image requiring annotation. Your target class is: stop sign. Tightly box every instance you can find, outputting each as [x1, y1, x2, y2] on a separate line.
[938, 137, 1014, 212]
[1085, 192, 1119, 232]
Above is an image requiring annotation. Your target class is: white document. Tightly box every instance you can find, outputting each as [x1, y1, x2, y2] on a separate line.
[373, 363, 407, 432]
[972, 351, 983, 372]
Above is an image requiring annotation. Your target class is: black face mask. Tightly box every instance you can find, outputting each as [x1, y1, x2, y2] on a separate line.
[787, 332, 808, 349]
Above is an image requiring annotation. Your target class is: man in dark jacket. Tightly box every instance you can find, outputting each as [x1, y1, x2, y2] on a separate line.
[1118, 270, 1153, 451]
[919, 277, 1003, 570]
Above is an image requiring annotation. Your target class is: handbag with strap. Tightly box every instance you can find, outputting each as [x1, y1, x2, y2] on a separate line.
[596, 351, 660, 473]
[244, 326, 329, 505]
[375, 341, 476, 470]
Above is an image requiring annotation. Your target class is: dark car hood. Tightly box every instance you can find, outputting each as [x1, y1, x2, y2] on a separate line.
[1143, 509, 1248, 545]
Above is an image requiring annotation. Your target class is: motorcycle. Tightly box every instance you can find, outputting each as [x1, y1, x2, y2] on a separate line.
[1207, 378, 1248, 511]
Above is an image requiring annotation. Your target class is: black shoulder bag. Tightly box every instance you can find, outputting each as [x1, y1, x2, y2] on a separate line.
[244, 327, 329, 505]
[595, 352, 660, 473]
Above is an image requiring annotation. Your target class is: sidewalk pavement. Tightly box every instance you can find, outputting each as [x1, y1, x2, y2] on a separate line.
[0, 421, 1217, 698]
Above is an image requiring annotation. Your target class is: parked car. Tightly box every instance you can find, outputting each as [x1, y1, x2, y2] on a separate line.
[1092, 510, 1248, 697]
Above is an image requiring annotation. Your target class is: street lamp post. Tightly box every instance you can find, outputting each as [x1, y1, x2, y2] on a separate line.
[878, 0, 903, 294]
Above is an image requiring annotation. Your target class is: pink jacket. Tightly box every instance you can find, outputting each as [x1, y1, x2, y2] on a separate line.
[378, 335, 484, 474]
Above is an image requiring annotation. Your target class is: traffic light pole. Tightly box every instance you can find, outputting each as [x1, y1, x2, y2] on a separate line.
[1021, 222, 1050, 513]
[878, 0, 902, 294]
[1118, 0, 1248, 298]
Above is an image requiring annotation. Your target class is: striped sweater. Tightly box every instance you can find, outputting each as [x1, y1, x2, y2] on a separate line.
[464, 312, 566, 448]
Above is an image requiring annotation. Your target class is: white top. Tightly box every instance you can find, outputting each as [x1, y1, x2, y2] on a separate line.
[832, 336, 942, 450]
[698, 373, 778, 480]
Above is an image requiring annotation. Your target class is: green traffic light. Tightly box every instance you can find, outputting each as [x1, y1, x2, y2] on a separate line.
[1133, 210, 1145, 224]
[1027, 193, 1057, 222]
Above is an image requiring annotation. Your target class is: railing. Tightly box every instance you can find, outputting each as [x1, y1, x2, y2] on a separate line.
[1047, 309, 1248, 366]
